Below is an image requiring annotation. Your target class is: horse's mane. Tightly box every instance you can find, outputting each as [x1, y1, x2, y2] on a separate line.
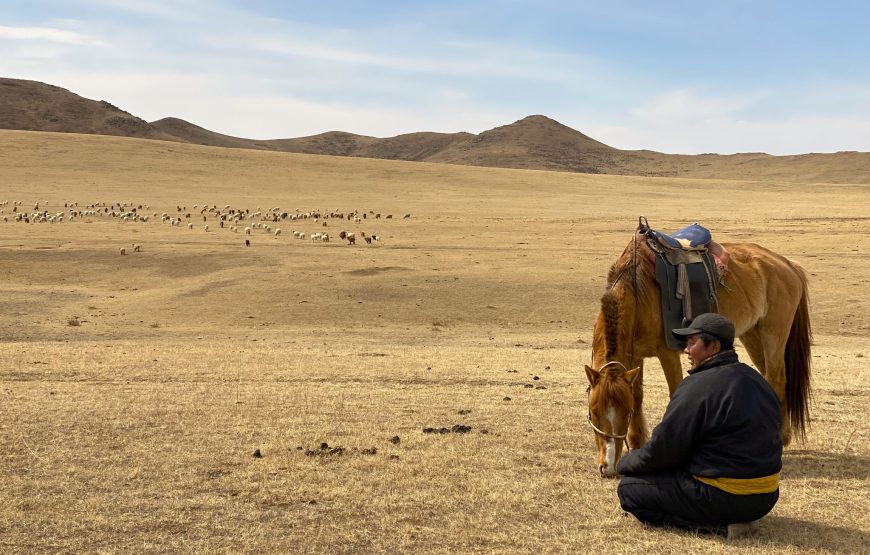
[605, 234, 656, 300]
[599, 234, 657, 360]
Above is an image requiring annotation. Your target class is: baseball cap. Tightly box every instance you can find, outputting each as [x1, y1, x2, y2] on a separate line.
[672, 313, 735, 345]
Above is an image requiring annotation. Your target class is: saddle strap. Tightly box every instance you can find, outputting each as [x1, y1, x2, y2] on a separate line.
[702, 253, 720, 311]
[676, 264, 692, 320]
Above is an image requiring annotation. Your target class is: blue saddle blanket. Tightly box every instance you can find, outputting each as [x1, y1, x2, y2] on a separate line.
[651, 223, 712, 251]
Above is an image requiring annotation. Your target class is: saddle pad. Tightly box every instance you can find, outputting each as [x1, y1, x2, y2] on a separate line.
[656, 253, 720, 350]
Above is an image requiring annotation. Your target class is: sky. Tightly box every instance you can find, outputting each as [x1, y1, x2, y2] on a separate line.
[1, 0, 869, 155]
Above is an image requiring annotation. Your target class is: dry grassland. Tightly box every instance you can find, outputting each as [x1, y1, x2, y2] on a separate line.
[1, 131, 869, 553]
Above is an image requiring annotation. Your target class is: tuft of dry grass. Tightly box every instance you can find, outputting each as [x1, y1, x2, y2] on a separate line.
[0, 131, 868, 553]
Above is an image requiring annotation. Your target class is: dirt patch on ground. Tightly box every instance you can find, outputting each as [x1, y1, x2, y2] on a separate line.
[344, 266, 412, 276]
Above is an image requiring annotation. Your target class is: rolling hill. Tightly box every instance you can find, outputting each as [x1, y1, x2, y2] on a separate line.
[2, 77, 868, 184]
[0, 77, 180, 142]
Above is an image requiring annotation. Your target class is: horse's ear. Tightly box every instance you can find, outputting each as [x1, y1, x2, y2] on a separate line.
[625, 367, 641, 385]
[584, 365, 599, 385]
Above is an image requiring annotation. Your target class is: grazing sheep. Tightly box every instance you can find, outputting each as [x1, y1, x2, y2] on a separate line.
[188, 222, 194, 229]
[204, 225, 209, 232]
[322, 233, 330, 242]
[346, 233, 356, 245]
[364, 236, 372, 244]
[132, 244, 141, 252]
[245, 239, 250, 247]
[274, 229, 281, 236]
[119, 248, 126, 255]
[339, 231, 347, 240]
[245, 227, 251, 235]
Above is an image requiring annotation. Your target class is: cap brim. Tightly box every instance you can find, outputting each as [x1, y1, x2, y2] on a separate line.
[672, 326, 702, 337]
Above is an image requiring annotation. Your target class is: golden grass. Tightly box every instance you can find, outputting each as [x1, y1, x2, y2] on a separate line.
[0, 130, 868, 553]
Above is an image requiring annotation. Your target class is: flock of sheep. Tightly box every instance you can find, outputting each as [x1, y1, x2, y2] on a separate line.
[1, 200, 411, 253]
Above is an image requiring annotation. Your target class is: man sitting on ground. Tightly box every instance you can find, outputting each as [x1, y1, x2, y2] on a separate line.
[616, 312, 782, 539]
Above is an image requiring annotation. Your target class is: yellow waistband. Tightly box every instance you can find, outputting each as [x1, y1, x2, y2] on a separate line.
[694, 472, 780, 495]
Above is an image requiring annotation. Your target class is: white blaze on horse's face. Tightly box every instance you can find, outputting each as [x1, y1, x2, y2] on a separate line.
[600, 408, 623, 478]
[603, 439, 618, 477]
[602, 407, 618, 477]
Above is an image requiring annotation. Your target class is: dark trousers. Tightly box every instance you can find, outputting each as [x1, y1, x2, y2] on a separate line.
[617, 471, 778, 530]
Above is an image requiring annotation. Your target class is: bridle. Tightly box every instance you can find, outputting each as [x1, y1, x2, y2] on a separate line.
[585, 361, 634, 450]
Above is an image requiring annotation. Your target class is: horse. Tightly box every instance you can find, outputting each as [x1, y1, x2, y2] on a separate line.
[585, 224, 812, 477]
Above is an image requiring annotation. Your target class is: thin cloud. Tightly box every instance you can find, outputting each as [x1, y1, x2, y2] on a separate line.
[588, 115, 870, 156]
[0, 25, 105, 46]
[631, 89, 771, 121]
[229, 28, 594, 83]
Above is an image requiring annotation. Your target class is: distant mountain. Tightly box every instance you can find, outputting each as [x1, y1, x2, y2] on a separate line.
[150, 117, 270, 150]
[266, 131, 378, 156]
[2, 77, 868, 184]
[427, 115, 617, 172]
[0, 78, 180, 141]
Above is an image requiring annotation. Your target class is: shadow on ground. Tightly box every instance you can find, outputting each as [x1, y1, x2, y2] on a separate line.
[783, 449, 869, 480]
[760, 515, 867, 552]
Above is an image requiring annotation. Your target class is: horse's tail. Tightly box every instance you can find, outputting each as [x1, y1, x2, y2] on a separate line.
[785, 265, 812, 441]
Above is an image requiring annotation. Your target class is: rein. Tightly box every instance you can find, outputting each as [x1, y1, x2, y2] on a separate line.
[600, 223, 641, 363]
[586, 219, 646, 452]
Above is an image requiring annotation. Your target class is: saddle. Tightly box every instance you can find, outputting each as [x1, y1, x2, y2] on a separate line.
[637, 217, 729, 350]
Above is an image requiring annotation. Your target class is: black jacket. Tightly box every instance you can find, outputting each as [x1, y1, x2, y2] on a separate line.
[616, 350, 782, 479]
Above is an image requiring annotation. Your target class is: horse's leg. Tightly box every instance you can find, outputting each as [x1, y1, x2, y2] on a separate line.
[756, 321, 792, 446]
[656, 348, 684, 396]
[738, 328, 768, 376]
[627, 358, 648, 449]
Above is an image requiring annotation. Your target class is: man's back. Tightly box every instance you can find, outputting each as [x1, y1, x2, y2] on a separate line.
[682, 359, 782, 479]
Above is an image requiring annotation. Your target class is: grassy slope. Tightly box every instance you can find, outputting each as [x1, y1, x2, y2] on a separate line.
[0, 130, 868, 553]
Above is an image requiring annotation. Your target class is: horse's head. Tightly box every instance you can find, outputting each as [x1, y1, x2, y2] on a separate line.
[584, 363, 640, 478]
